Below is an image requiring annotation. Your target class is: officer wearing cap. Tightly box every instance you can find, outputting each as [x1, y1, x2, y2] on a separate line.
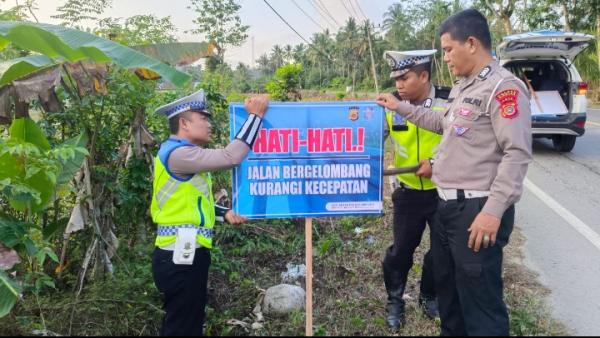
[376, 9, 532, 336]
[381, 49, 449, 331]
[150, 90, 269, 336]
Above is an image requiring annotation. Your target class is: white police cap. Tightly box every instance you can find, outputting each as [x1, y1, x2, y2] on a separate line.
[155, 89, 210, 119]
[384, 49, 437, 78]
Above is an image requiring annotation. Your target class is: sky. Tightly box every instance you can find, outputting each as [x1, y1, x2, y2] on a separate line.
[29, 0, 398, 66]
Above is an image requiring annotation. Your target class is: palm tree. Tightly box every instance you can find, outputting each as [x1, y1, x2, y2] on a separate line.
[283, 44, 293, 63]
[256, 53, 271, 76]
[382, 3, 416, 50]
[270, 44, 286, 70]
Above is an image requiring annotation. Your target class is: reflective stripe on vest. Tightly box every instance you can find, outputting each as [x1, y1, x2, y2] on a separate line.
[157, 224, 215, 238]
[151, 139, 216, 249]
[189, 174, 210, 198]
[155, 177, 182, 209]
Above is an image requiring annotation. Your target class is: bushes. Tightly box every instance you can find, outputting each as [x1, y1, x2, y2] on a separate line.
[266, 64, 303, 102]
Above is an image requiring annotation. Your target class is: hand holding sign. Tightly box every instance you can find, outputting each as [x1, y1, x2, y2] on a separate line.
[245, 94, 269, 118]
[376, 93, 402, 112]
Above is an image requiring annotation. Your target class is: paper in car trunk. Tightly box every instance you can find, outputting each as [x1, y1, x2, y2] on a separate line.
[530, 91, 568, 116]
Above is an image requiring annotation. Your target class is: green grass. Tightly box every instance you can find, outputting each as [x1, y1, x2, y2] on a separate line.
[0, 154, 568, 336]
[0, 208, 567, 336]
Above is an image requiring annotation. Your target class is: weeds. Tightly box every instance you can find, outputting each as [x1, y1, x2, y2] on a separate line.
[1, 159, 568, 336]
[0, 213, 567, 336]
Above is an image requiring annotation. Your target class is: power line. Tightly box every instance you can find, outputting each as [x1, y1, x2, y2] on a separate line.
[291, 0, 326, 31]
[307, 0, 338, 31]
[352, 0, 369, 22]
[346, 0, 361, 20]
[314, 0, 341, 27]
[262, 0, 332, 61]
[262, 0, 312, 45]
[340, 0, 355, 20]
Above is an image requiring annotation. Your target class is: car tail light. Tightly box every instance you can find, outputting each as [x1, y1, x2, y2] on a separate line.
[575, 120, 586, 129]
[577, 82, 588, 95]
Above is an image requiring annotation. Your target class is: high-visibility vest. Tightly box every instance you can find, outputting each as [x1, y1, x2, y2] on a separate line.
[386, 86, 448, 190]
[150, 138, 215, 249]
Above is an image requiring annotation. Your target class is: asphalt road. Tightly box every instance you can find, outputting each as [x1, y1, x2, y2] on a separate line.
[516, 107, 600, 335]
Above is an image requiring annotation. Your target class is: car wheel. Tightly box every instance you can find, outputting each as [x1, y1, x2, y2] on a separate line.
[552, 135, 577, 152]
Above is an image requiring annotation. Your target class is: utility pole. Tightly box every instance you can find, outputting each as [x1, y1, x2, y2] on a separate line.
[251, 36, 255, 66]
[366, 21, 379, 94]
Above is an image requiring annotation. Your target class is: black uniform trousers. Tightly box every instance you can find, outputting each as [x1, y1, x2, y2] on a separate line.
[383, 186, 438, 295]
[152, 247, 211, 336]
[432, 191, 515, 336]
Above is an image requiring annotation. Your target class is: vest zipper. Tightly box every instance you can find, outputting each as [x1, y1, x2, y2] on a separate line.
[197, 196, 205, 228]
[416, 126, 424, 190]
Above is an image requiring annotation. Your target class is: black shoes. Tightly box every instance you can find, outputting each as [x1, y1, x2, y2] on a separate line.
[419, 293, 440, 320]
[383, 264, 407, 331]
[385, 289, 406, 331]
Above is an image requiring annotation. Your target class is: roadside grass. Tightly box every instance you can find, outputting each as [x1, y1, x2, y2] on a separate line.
[0, 113, 569, 337]
[0, 214, 569, 336]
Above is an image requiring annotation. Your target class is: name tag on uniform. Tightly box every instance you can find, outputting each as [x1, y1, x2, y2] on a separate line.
[173, 228, 197, 265]
[392, 113, 408, 131]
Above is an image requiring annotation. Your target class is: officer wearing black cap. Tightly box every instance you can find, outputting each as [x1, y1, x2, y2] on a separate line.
[150, 89, 269, 336]
[381, 49, 450, 331]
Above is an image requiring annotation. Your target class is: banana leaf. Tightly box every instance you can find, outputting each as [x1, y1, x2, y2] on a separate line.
[0, 54, 55, 87]
[0, 21, 191, 87]
[0, 270, 21, 318]
[130, 42, 214, 66]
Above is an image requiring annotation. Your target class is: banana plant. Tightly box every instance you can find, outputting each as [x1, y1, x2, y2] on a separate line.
[0, 117, 88, 317]
[130, 41, 216, 66]
[0, 21, 192, 87]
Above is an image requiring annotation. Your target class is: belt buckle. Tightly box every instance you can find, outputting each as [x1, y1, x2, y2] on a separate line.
[437, 187, 447, 201]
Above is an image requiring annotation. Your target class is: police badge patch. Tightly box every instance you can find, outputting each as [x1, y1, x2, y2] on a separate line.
[385, 54, 396, 68]
[495, 89, 519, 119]
[458, 108, 471, 117]
[452, 124, 469, 136]
[348, 106, 359, 121]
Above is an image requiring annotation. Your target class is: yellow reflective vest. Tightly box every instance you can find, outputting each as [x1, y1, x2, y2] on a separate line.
[386, 85, 449, 190]
[151, 138, 216, 249]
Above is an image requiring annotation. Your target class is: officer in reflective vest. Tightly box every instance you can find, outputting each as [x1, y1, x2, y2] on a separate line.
[151, 89, 269, 336]
[381, 49, 450, 331]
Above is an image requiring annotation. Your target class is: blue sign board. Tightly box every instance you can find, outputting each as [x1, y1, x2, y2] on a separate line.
[229, 102, 384, 219]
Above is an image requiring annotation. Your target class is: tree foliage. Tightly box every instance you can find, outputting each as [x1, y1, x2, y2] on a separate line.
[51, 0, 113, 28]
[266, 63, 302, 101]
[188, 0, 249, 68]
[0, 0, 598, 332]
[96, 15, 178, 46]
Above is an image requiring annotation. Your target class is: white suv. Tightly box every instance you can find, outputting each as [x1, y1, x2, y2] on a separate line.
[497, 30, 595, 152]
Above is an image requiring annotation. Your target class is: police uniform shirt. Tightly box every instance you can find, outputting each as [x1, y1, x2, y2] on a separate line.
[168, 116, 263, 177]
[168, 139, 251, 177]
[392, 60, 532, 219]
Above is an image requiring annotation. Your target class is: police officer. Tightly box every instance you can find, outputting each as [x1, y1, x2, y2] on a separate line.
[150, 90, 268, 336]
[381, 49, 449, 331]
[376, 9, 532, 336]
